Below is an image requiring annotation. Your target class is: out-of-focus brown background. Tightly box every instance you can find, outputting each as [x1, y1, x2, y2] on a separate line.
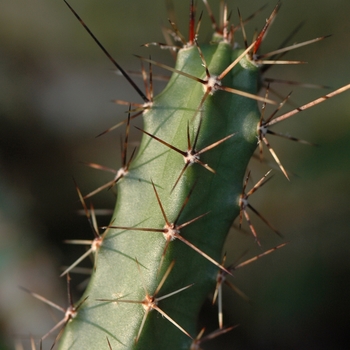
[1, 1, 349, 349]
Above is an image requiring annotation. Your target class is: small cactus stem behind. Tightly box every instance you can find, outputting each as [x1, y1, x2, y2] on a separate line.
[56, 1, 350, 349]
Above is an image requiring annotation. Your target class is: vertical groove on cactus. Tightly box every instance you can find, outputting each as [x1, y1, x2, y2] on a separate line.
[20, 1, 349, 349]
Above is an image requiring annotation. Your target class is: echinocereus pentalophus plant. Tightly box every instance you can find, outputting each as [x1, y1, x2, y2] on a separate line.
[23, 1, 350, 349]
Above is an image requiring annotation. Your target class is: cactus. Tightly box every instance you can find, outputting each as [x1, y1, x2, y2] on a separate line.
[23, 1, 350, 349]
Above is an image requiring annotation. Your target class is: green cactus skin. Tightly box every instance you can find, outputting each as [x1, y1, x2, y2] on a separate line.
[51, 1, 350, 349]
[58, 43, 261, 349]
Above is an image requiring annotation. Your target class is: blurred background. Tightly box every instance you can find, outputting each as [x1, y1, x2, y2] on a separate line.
[0, 1, 349, 349]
